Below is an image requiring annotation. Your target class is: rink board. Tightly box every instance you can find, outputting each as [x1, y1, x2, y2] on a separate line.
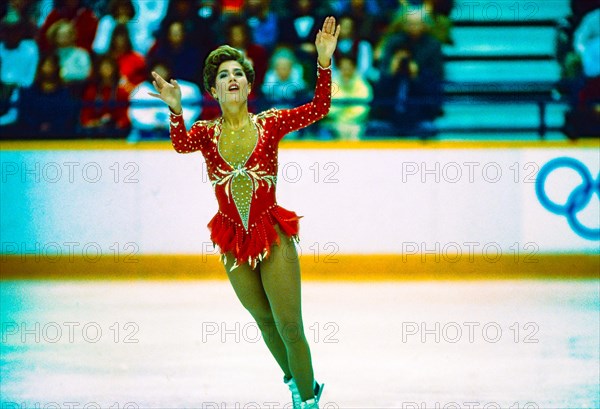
[1, 139, 598, 279]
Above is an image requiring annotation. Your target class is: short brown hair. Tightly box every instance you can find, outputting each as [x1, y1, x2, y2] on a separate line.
[46, 19, 76, 47]
[203, 45, 255, 97]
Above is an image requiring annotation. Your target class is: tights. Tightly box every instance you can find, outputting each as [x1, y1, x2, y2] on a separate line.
[223, 224, 316, 401]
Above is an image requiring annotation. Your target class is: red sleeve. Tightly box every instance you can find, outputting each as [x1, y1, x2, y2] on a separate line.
[169, 109, 206, 154]
[273, 61, 332, 141]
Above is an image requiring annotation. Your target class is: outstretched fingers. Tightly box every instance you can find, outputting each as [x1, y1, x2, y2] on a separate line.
[152, 71, 168, 87]
[327, 16, 337, 35]
[319, 16, 340, 39]
[333, 22, 341, 39]
[324, 16, 332, 34]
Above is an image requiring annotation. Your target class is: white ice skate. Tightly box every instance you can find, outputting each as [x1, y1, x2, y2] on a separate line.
[283, 376, 324, 409]
[283, 375, 302, 408]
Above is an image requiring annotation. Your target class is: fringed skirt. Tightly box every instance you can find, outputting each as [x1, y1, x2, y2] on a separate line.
[207, 203, 302, 272]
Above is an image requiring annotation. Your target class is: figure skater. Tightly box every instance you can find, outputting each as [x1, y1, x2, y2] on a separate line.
[149, 16, 340, 409]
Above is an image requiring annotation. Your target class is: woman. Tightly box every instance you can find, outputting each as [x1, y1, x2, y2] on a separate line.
[107, 24, 146, 94]
[148, 20, 205, 86]
[149, 16, 340, 409]
[37, 0, 98, 53]
[18, 52, 78, 138]
[324, 54, 373, 140]
[80, 54, 130, 138]
[45, 19, 92, 86]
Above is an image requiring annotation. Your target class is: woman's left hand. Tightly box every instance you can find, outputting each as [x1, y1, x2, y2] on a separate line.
[315, 16, 341, 62]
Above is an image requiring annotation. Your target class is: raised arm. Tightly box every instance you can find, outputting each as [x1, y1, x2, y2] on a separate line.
[168, 109, 205, 153]
[149, 71, 203, 153]
[275, 16, 340, 139]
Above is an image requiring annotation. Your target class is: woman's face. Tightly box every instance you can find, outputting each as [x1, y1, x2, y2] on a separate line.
[40, 57, 58, 77]
[115, 4, 132, 20]
[99, 60, 116, 79]
[212, 60, 251, 104]
[339, 58, 355, 82]
[274, 57, 292, 81]
[55, 24, 76, 47]
[168, 22, 185, 46]
[339, 17, 354, 39]
[229, 26, 246, 48]
[113, 33, 128, 51]
[297, 0, 311, 13]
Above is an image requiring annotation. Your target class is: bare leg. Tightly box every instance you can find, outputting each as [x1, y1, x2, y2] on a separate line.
[259, 225, 315, 401]
[223, 251, 292, 379]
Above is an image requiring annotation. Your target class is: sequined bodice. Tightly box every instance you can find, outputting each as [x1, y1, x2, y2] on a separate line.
[168, 62, 332, 251]
[216, 117, 261, 230]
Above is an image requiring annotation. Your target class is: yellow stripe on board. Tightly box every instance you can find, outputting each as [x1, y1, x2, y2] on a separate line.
[1, 139, 598, 151]
[1, 254, 598, 281]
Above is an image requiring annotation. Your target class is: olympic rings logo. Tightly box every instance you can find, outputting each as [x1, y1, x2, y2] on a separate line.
[535, 157, 599, 241]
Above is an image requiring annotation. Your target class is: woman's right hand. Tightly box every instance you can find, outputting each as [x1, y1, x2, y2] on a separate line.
[148, 71, 182, 114]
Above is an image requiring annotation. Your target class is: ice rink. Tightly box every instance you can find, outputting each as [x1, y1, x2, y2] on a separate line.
[1, 279, 598, 408]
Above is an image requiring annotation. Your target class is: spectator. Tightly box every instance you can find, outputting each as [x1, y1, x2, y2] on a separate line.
[37, 0, 98, 53]
[0, 20, 39, 88]
[0, 18, 38, 135]
[107, 23, 146, 94]
[92, 0, 167, 56]
[129, 60, 201, 140]
[159, 0, 219, 51]
[243, 0, 279, 53]
[322, 54, 372, 140]
[148, 20, 206, 87]
[333, 14, 375, 81]
[337, 0, 387, 45]
[17, 52, 78, 138]
[45, 19, 91, 87]
[261, 47, 309, 139]
[370, 9, 443, 137]
[277, 0, 325, 87]
[80, 54, 131, 138]
[262, 47, 308, 109]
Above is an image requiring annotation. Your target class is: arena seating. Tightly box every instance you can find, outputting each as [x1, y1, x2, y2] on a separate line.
[438, 0, 571, 137]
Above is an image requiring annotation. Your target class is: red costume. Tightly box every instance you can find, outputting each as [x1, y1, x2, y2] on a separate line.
[169, 62, 331, 271]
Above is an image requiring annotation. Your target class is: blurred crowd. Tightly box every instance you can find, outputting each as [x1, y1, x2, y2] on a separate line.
[556, 0, 600, 139]
[0, 0, 455, 140]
